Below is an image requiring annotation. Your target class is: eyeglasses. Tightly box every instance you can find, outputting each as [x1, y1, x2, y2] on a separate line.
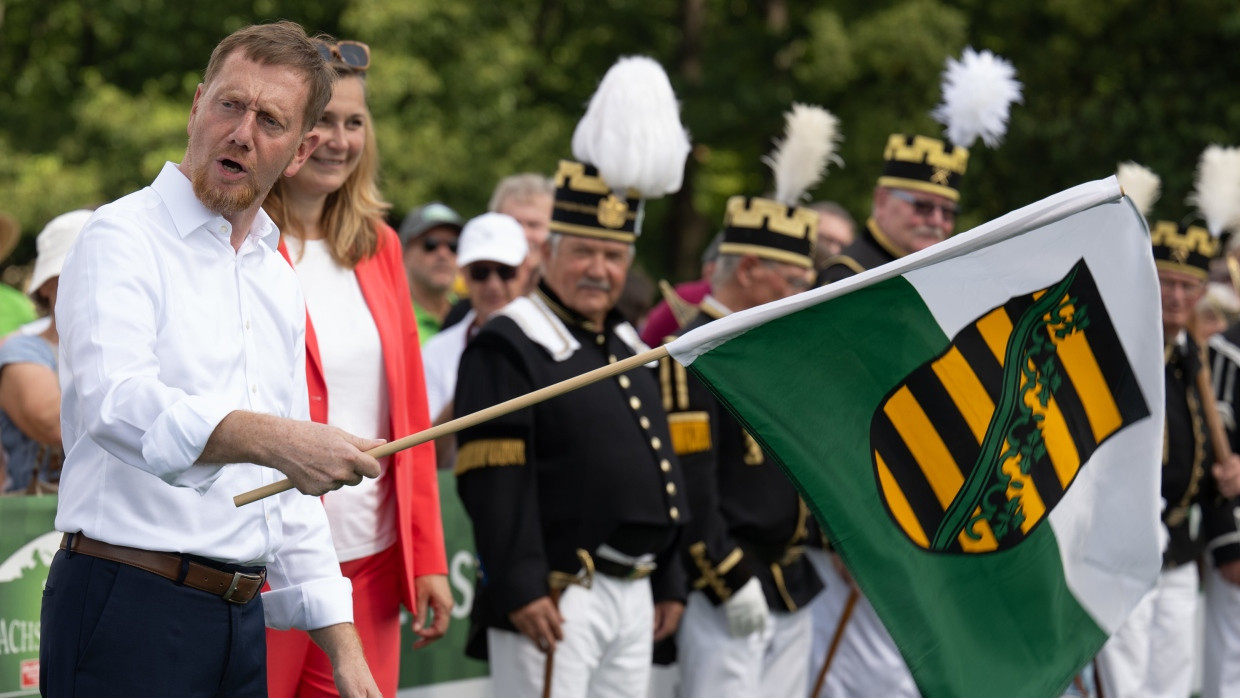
[468, 263, 518, 282]
[421, 237, 458, 254]
[888, 189, 958, 221]
[316, 40, 371, 71]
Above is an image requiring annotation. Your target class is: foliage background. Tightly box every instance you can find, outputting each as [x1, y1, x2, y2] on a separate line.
[3, 0, 1239, 285]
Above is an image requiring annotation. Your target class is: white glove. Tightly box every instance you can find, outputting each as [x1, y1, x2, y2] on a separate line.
[724, 577, 770, 638]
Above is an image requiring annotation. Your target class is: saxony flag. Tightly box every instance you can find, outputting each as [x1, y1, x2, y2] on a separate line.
[665, 177, 1163, 698]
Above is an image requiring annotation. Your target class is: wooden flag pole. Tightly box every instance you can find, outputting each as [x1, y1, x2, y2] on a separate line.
[810, 586, 859, 698]
[1198, 351, 1234, 475]
[234, 344, 671, 507]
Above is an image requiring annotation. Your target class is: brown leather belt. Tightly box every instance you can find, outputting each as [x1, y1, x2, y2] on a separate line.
[61, 533, 265, 604]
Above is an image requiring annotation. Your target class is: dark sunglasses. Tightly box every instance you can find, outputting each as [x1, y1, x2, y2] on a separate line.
[316, 40, 371, 71]
[889, 189, 958, 221]
[421, 237, 458, 254]
[468, 263, 518, 282]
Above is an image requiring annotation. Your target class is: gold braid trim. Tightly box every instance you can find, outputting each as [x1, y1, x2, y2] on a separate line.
[689, 542, 743, 600]
[454, 439, 526, 476]
[770, 562, 798, 612]
[1165, 381, 1206, 527]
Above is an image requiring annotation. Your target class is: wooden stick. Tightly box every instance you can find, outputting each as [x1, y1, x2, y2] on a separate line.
[234, 344, 671, 507]
[1197, 351, 1234, 467]
[811, 586, 860, 698]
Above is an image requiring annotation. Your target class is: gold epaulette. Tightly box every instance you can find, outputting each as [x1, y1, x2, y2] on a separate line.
[455, 438, 526, 476]
[668, 411, 711, 455]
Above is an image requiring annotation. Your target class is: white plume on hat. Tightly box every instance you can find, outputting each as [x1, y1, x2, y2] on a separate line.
[762, 103, 842, 207]
[1187, 145, 1240, 239]
[931, 47, 1023, 149]
[570, 56, 692, 198]
[1115, 161, 1161, 218]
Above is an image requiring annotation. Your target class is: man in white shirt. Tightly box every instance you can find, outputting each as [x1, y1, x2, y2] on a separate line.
[41, 21, 383, 698]
[421, 213, 528, 467]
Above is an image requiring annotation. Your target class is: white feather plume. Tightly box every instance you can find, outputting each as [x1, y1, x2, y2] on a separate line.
[762, 103, 843, 207]
[571, 56, 691, 198]
[1116, 162, 1161, 218]
[1187, 145, 1240, 237]
[931, 47, 1023, 149]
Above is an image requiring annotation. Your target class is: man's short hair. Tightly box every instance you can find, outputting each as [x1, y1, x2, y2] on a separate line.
[202, 21, 335, 135]
[808, 201, 857, 232]
[488, 173, 554, 212]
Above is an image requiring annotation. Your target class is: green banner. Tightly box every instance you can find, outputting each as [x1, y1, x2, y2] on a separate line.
[0, 471, 488, 696]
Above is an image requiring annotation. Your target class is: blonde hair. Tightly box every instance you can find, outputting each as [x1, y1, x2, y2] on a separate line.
[264, 68, 391, 268]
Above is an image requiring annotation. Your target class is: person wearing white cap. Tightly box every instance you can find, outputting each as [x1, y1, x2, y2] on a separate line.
[0, 208, 90, 493]
[421, 212, 529, 430]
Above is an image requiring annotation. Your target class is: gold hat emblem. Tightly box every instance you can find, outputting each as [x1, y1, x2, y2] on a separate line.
[931, 167, 953, 186]
[598, 193, 629, 229]
[1171, 245, 1189, 264]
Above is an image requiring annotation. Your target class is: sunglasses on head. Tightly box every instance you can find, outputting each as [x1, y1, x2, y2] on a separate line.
[316, 40, 371, 71]
[468, 263, 518, 282]
[421, 237, 458, 254]
[889, 189, 958, 221]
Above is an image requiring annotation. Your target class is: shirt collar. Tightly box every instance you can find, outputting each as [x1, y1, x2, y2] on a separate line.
[698, 294, 732, 319]
[152, 162, 279, 251]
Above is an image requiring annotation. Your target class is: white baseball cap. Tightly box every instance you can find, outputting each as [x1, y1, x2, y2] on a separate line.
[28, 209, 93, 298]
[457, 213, 529, 268]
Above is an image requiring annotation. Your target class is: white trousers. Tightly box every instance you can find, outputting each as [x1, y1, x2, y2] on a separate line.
[1203, 562, 1240, 698]
[488, 575, 654, 698]
[1096, 562, 1199, 698]
[805, 547, 919, 698]
[677, 589, 813, 698]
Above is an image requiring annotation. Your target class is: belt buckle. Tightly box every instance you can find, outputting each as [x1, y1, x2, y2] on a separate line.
[629, 561, 656, 580]
[221, 570, 264, 604]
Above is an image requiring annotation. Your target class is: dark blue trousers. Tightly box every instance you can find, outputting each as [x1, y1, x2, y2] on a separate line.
[40, 547, 267, 697]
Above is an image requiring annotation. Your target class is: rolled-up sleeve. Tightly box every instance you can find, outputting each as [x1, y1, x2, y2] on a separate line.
[262, 488, 354, 630]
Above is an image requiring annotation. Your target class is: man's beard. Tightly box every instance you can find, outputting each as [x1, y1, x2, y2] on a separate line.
[191, 164, 261, 216]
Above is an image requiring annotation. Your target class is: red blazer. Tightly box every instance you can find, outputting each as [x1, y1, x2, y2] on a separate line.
[279, 222, 448, 612]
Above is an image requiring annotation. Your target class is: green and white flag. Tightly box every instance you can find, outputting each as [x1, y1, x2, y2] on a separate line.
[666, 177, 1163, 698]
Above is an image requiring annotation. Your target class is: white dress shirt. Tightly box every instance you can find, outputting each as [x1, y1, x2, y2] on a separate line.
[55, 162, 352, 631]
[420, 308, 475, 419]
[285, 236, 395, 562]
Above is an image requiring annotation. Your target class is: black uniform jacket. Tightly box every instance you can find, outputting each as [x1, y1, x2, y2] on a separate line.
[1165, 333, 1239, 568]
[659, 306, 823, 612]
[454, 283, 690, 659]
[817, 217, 905, 286]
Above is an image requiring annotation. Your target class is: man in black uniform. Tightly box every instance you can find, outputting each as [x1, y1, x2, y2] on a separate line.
[661, 194, 821, 697]
[818, 134, 964, 286]
[1096, 220, 1240, 697]
[454, 158, 690, 696]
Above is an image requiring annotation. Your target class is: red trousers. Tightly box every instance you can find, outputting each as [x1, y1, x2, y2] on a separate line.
[266, 544, 402, 697]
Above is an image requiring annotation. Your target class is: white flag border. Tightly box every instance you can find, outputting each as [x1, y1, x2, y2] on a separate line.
[667, 176, 1132, 366]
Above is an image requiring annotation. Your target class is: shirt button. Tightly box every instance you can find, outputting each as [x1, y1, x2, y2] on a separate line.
[245, 320, 251, 330]
[669, 507, 680, 521]
[251, 384, 258, 394]
[629, 396, 641, 410]
[660, 459, 671, 472]
[666, 482, 677, 496]
[608, 355, 617, 364]
[639, 416, 650, 430]
[618, 375, 631, 389]
[596, 335, 606, 346]
[650, 437, 662, 450]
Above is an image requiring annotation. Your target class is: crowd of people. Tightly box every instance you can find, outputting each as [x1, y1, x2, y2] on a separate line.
[4, 17, 1240, 698]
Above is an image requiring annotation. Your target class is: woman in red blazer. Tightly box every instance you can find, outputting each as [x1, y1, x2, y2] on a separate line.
[261, 40, 451, 697]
